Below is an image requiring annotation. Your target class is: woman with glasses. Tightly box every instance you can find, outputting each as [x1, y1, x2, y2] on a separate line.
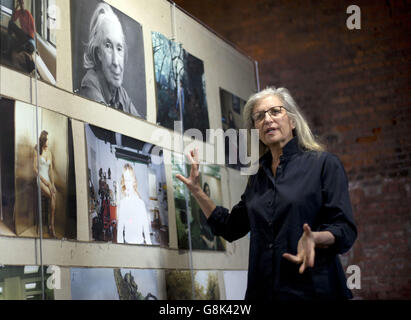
[176, 87, 357, 301]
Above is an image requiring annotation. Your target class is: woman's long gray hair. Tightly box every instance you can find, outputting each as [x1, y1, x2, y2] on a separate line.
[243, 87, 325, 156]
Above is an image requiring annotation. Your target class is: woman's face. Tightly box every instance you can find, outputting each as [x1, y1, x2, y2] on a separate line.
[97, 19, 125, 90]
[123, 169, 134, 193]
[253, 95, 295, 148]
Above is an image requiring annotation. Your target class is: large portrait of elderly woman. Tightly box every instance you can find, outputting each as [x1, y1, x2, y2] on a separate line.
[71, 0, 147, 119]
[0, 97, 77, 239]
[85, 124, 169, 247]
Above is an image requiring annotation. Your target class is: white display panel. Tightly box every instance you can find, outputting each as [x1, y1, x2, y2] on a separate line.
[0, 0, 256, 300]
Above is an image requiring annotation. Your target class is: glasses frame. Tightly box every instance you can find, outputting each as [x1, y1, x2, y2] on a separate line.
[252, 106, 288, 124]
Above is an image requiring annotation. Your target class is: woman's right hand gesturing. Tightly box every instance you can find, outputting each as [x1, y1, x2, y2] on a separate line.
[175, 148, 202, 195]
[175, 148, 217, 219]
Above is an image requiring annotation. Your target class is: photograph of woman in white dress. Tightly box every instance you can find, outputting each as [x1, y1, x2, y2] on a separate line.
[117, 163, 152, 245]
[33, 130, 57, 238]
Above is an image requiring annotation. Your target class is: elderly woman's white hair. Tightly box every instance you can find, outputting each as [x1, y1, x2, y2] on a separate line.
[83, 2, 127, 69]
[243, 86, 325, 156]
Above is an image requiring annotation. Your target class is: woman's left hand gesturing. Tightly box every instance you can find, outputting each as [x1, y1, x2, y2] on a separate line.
[282, 223, 315, 274]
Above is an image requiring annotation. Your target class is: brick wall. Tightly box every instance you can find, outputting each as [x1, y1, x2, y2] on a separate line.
[174, 0, 411, 299]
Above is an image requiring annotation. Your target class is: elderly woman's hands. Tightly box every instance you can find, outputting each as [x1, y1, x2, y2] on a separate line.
[282, 223, 335, 274]
[175, 148, 217, 219]
[283, 223, 316, 274]
[175, 148, 202, 194]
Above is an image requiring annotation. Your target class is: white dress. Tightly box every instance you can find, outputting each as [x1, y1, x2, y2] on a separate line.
[117, 195, 152, 245]
[39, 155, 51, 183]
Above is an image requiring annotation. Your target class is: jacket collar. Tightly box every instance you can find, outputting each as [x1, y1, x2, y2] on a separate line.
[260, 136, 301, 167]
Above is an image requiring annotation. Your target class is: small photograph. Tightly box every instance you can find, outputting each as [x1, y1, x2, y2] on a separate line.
[152, 32, 210, 139]
[219, 88, 247, 170]
[0, 97, 77, 239]
[0, 0, 57, 84]
[172, 153, 226, 251]
[165, 269, 220, 300]
[223, 270, 248, 300]
[0, 265, 54, 300]
[70, 267, 160, 300]
[85, 124, 169, 246]
[71, 0, 147, 118]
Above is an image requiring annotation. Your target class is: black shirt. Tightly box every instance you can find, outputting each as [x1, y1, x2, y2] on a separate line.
[207, 137, 357, 301]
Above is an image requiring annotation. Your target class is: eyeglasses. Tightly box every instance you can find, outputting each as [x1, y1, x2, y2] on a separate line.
[251, 106, 287, 123]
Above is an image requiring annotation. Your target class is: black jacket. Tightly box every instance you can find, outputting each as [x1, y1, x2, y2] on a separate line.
[207, 137, 357, 301]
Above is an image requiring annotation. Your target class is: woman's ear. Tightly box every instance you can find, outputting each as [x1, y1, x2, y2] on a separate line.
[290, 117, 296, 130]
[290, 118, 297, 136]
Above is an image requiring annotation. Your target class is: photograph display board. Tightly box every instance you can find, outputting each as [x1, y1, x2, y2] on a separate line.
[152, 31, 210, 139]
[0, 0, 57, 85]
[0, 0, 256, 301]
[0, 97, 77, 240]
[85, 124, 169, 247]
[219, 88, 247, 170]
[0, 265, 54, 300]
[165, 269, 220, 300]
[171, 153, 226, 251]
[71, 0, 147, 119]
[70, 267, 160, 300]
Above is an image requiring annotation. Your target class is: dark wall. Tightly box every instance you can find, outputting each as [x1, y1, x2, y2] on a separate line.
[0, 97, 15, 232]
[174, 0, 411, 299]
